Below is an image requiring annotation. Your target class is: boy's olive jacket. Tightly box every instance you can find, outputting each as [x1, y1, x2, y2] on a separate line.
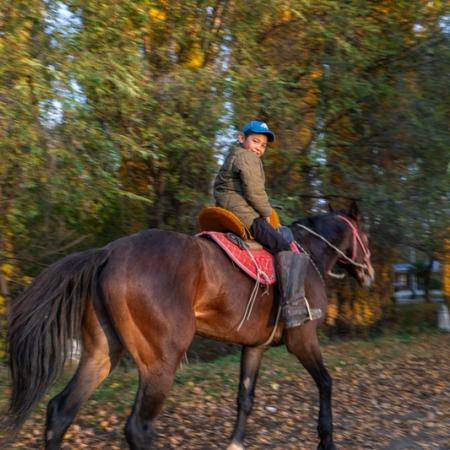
[213, 146, 272, 228]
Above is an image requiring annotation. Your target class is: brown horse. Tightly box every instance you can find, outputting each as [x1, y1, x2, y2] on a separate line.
[5, 202, 374, 450]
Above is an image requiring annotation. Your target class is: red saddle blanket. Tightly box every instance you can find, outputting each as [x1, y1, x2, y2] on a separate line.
[197, 231, 299, 285]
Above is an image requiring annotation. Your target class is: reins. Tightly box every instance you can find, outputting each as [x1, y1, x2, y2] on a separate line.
[295, 216, 369, 271]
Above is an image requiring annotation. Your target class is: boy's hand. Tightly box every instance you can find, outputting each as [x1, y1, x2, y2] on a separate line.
[265, 217, 271, 224]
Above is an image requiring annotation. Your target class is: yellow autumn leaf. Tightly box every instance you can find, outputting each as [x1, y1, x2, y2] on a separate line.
[186, 45, 204, 69]
[311, 68, 323, 79]
[281, 10, 293, 22]
[149, 8, 166, 21]
[22, 275, 33, 285]
[1, 263, 14, 277]
[17, 29, 31, 42]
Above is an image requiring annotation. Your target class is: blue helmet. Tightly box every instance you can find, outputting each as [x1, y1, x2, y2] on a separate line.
[241, 120, 275, 142]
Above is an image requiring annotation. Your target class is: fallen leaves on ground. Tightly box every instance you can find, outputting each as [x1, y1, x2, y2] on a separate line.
[1, 333, 449, 449]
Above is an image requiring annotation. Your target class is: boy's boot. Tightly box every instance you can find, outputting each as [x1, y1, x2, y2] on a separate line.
[274, 251, 320, 328]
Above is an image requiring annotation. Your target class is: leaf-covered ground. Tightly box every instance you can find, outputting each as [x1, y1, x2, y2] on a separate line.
[1, 333, 449, 449]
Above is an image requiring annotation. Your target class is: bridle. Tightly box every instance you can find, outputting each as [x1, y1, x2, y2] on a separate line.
[336, 215, 371, 268]
[294, 215, 371, 272]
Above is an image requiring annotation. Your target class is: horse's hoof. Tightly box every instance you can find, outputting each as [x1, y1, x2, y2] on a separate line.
[317, 445, 337, 450]
[227, 441, 245, 450]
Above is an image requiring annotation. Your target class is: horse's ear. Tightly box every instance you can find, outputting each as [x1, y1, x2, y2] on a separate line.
[348, 200, 361, 221]
[328, 203, 334, 213]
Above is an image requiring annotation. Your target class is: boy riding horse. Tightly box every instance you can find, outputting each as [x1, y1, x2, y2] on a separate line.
[213, 120, 310, 328]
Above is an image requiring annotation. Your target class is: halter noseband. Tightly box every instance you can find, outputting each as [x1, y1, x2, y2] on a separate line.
[337, 215, 371, 265]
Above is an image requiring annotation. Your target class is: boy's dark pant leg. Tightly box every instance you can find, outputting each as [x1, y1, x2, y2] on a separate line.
[250, 217, 291, 254]
[251, 217, 314, 328]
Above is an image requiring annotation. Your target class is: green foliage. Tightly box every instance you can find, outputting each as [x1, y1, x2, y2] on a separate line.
[0, 0, 449, 344]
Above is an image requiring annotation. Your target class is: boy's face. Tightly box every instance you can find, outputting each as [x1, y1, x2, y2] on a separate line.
[239, 132, 268, 157]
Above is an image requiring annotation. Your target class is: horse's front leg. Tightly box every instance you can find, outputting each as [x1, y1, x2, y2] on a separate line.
[286, 324, 336, 450]
[227, 345, 266, 450]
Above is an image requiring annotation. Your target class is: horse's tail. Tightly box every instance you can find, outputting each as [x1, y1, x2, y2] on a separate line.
[5, 247, 110, 431]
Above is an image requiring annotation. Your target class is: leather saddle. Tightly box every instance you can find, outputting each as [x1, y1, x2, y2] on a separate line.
[197, 206, 281, 244]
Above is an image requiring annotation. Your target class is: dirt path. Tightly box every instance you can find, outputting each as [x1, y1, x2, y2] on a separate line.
[2, 334, 449, 449]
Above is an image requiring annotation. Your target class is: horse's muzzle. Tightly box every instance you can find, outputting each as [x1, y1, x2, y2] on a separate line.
[360, 263, 375, 287]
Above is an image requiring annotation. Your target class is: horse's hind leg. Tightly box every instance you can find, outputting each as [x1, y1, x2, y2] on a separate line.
[45, 300, 123, 450]
[121, 308, 195, 450]
[228, 345, 265, 450]
[286, 325, 336, 450]
[125, 358, 180, 450]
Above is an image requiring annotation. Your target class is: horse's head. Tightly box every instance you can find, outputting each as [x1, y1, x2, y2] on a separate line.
[291, 201, 375, 287]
